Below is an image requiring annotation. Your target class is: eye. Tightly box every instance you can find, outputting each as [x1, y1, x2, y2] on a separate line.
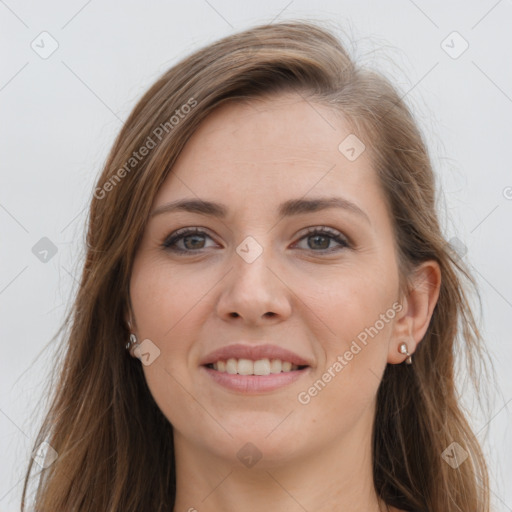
[293, 226, 350, 253]
[162, 226, 351, 255]
[162, 228, 217, 253]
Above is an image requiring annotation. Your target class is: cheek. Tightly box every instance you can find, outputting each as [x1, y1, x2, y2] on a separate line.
[298, 272, 398, 421]
[129, 257, 204, 427]
[296, 282, 396, 429]
[310, 268, 397, 349]
[129, 260, 187, 402]
[130, 255, 208, 339]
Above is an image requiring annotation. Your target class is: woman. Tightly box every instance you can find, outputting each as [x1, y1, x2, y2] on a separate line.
[21, 20, 491, 511]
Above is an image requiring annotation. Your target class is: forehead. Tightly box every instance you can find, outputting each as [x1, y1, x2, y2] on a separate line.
[154, 93, 383, 214]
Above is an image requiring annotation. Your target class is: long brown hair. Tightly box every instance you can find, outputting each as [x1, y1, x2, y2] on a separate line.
[21, 19, 492, 511]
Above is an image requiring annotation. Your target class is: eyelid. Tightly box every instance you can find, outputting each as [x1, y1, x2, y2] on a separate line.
[297, 225, 350, 242]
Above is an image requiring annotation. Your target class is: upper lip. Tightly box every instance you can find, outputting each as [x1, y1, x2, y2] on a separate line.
[200, 343, 312, 367]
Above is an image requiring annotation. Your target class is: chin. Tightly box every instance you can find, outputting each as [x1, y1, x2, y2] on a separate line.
[214, 436, 304, 470]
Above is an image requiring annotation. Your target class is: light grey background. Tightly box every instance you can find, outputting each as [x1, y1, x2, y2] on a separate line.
[1, 1, 511, 510]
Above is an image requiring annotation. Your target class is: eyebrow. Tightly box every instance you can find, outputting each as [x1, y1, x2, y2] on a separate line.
[150, 196, 371, 225]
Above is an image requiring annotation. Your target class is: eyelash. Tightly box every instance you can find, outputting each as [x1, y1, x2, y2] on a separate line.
[161, 226, 351, 255]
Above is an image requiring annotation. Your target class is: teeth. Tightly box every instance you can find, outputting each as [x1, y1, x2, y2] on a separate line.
[253, 359, 271, 375]
[226, 358, 238, 374]
[238, 358, 253, 375]
[282, 361, 292, 372]
[270, 359, 282, 374]
[212, 358, 300, 375]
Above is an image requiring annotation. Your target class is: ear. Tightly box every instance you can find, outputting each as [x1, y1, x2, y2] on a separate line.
[388, 260, 441, 364]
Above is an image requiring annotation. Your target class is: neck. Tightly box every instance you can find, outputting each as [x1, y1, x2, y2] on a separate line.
[171, 406, 386, 512]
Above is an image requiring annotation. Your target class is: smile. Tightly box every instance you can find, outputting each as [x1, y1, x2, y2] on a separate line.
[206, 358, 308, 375]
[201, 360, 310, 393]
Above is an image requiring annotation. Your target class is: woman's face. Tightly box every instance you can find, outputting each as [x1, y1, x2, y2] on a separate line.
[129, 92, 404, 466]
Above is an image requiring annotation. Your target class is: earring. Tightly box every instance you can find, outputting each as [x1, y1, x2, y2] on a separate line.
[126, 333, 138, 351]
[398, 342, 412, 364]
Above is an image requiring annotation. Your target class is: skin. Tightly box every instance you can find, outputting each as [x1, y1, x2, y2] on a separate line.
[128, 92, 441, 512]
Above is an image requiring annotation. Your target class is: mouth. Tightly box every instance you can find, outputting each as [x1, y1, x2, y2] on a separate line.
[204, 358, 309, 375]
[199, 343, 313, 393]
[201, 358, 310, 393]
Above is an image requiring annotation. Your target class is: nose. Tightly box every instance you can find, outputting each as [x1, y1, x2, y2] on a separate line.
[215, 238, 292, 325]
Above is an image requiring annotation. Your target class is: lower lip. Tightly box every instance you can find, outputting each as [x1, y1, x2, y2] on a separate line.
[201, 365, 310, 393]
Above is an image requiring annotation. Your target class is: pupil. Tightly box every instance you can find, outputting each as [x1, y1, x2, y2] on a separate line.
[310, 235, 328, 250]
[185, 234, 204, 250]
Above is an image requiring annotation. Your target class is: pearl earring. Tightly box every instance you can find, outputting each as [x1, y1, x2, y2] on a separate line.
[399, 342, 412, 364]
[126, 333, 138, 351]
